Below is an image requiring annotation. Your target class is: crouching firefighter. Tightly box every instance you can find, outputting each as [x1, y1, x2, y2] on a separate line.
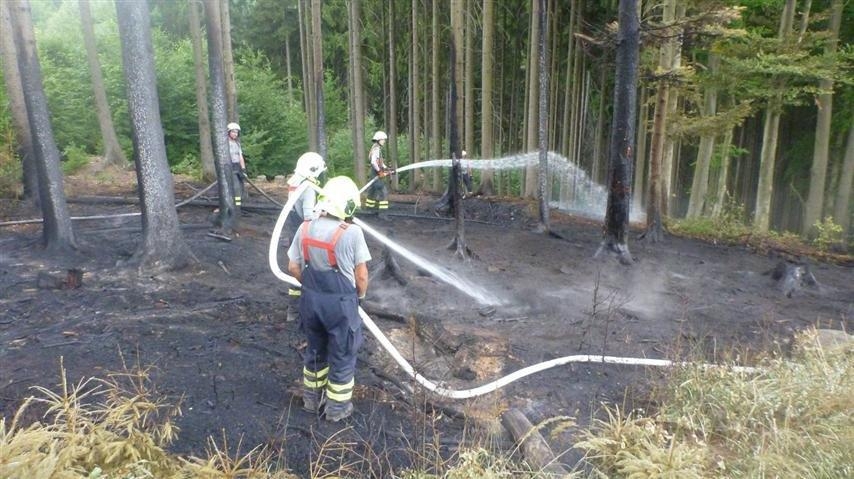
[287, 176, 371, 422]
[285, 152, 327, 323]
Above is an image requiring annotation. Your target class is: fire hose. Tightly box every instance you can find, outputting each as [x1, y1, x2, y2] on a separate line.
[269, 181, 759, 400]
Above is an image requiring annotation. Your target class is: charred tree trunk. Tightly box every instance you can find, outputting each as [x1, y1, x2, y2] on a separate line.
[116, 0, 194, 272]
[430, 0, 441, 192]
[447, 0, 468, 259]
[203, 0, 236, 233]
[523, 0, 540, 198]
[536, 0, 549, 231]
[79, 0, 127, 167]
[0, 0, 37, 203]
[9, 0, 77, 252]
[189, 0, 215, 181]
[408, 0, 420, 193]
[599, 0, 638, 265]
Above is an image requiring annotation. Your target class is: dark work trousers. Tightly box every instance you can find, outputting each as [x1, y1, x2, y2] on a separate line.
[285, 212, 305, 322]
[230, 163, 245, 206]
[365, 170, 389, 211]
[300, 266, 362, 392]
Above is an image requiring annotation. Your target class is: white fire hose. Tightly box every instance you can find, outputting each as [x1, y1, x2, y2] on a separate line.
[269, 181, 758, 400]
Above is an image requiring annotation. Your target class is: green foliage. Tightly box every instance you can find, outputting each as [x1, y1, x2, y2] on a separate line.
[812, 216, 844, 251]
[235, 50, 307, 177]
[61, 144, 90, 175]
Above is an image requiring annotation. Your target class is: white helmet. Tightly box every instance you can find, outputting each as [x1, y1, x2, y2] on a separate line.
[227, 122, 240, 132]
[315, 176, 361, 219]
[372, 131, 388, 141]
[294, 151, 327, 179]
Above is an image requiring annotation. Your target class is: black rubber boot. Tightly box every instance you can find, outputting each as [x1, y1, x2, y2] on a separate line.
[302, 388, 325, 414]
[324, 399, 353, 422]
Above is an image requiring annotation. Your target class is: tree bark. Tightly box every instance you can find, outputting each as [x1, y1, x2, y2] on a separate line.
[600, 0, 638, 265]
[386, 1, 399, 190]
[833, 125, 854, 237]
[464, 0, 474, 156]
[711, 128, 734, 218]
[0, 0, 37, 203]
[9, 0, 77, 252]
[803, 0, 842, 235]
[298, 0, 316, 150]
[478, 0, 495, 195]
[536, 0, 549, 231]
[645, 80, 669, 242]
[523, 0, 540, 198]
[347, 0, 367, 184]
[754, 0, 796, 233]
[408, 0, 420, 193]
[686, 54, 719, 218]
[310, 0, 326, 159]
[632, 86, 648, 214]
[448, 0, 466, 259]
[79, 0, 127, 167]
[220, 0, 238, 122]
[431, 0, 441, 192]
[203, 0, 236, 232]
[660, 1, 683, 216]
[116, 0, 194, 272]
[189, 0, 215, 181]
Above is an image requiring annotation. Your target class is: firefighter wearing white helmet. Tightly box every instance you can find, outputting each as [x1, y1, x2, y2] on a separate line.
[284, 152, 328, 323]
[227, 122, 246, 207]
[366, 130, 394, 217]
[287, 176, 371, 422]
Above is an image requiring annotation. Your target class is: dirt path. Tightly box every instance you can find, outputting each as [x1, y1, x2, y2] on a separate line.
[1, 174, 852, 476]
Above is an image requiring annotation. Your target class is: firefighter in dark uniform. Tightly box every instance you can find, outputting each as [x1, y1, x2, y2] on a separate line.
[287, 176, 371, 422]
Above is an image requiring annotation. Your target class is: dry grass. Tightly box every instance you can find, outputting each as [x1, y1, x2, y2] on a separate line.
[576, 328, 853, 478]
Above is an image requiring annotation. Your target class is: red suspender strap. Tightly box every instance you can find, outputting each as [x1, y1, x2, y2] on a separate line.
[301, 222, 350, 268]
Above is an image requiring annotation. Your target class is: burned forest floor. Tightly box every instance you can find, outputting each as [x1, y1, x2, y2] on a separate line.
[2, 166, 853, 477]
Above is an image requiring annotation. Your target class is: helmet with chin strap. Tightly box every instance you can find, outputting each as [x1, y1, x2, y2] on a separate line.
[227, 122, 240, 132]
[294, 152, 327, 180]
[372, 131, 387, 141]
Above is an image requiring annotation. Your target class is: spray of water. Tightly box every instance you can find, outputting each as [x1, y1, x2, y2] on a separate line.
[385, 152, 645, 222]
[353, 217, 503, 305]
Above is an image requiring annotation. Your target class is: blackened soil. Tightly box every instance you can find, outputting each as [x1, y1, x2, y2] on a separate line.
[1, 172, 852, 477]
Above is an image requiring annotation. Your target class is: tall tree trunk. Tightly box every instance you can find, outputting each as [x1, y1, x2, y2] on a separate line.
[347, 0, 366, 184]
[408, 0, 420, 193]
[660, 1, 683, 216]
[449, 0, 466, 258]
[9, 0, 76, 252]
[310, 0, 326, 159]
[803, 0, 842, 234]
[754, 0, 796, 233]
[559, 0, 578, 158]
[189, 0, 215, 180]
[632, 86, 648, 213]
[431, 0, 441, 191]
[221, 0, 237, 122]
[284, 27, 293, 104]
[204, 0, 236, 232]
[298, 0, 316, 150]
[686, 54, 720, 218]
[479, 0, 494, 195]
[645, 80, 669, 242]
[523, 0, 540, 198]
[79, 0, 127, 167]
[387, 0, 399, 190]
[833, 125, 854, 237]
[712, 128, 734, 217]
[0, 0, 37, 203]
[536, 0, 549, 231]
[600, 0, 638, 265]
[116, 0, 193, 272]
[464, 0, 474, 155]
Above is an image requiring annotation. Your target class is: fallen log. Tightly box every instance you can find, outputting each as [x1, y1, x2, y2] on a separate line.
[501, 408, 571, 477]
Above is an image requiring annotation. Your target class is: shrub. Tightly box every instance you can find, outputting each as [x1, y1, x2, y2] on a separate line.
[812, 216, 844, 251]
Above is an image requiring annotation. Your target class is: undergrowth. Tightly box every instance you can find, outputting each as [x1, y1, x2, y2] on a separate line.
[576, 328, 853, 478]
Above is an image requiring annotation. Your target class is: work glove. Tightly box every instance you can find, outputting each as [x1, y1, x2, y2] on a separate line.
[237, 169, 246, 181]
